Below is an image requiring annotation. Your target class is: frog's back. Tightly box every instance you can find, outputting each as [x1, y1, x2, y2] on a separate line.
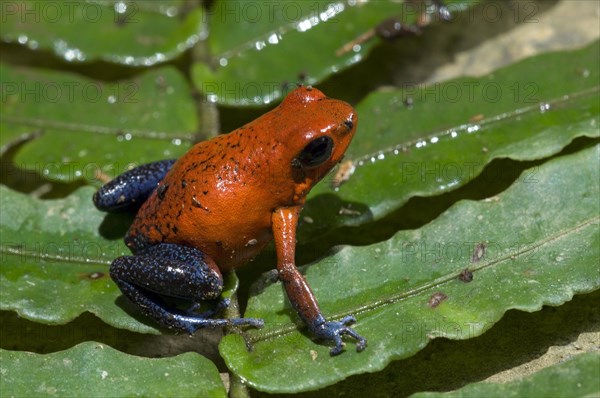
[125, 127, 293, 270]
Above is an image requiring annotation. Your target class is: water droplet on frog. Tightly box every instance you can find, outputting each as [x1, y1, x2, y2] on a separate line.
[27, 40, 38, 50]
[107, 95, 116, 104]
[377, 153, 385, 160]
[219, 58, 228, 67]
[539, 103, 550, 113]
[17, 34, 28, 44]
[352, 44, 361, 52]
[430, 136, 439, 144]
[172, 138, 182, 146]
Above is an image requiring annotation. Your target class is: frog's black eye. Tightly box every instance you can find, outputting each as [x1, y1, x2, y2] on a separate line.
[296, 136, 334, 168]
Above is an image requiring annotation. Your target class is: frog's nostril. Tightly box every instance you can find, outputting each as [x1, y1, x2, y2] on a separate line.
[344, 119, 354, 130]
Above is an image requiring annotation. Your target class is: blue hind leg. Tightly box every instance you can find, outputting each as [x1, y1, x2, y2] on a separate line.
[110, 243, 264, 334]
[93, 159, 176, 212]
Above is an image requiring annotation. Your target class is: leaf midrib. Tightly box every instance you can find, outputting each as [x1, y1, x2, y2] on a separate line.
[0, 116, 196, 141]
[0, 245, 112, 267]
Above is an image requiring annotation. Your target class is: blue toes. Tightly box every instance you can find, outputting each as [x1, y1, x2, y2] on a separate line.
[310, 315, 367, 356]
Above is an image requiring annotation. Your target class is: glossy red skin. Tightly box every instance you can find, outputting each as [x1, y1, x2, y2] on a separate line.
[126, 86, 357, 272]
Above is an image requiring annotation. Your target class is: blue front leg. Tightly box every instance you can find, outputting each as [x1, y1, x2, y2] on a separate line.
[110, 243, 263, 334]
[93, 159, 176, 212]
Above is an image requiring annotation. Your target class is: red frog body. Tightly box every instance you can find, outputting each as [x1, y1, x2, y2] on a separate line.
[94, 86, 366, 355]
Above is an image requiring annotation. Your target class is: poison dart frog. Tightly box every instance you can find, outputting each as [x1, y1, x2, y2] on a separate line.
[93, 86, 366, 355]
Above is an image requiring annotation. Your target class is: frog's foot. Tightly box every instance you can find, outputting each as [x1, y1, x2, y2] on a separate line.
[311, 315, 367, 356]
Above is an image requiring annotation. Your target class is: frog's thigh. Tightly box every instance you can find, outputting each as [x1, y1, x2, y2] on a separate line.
[110, 243, 223, 302]
[110, 243, 265, 333]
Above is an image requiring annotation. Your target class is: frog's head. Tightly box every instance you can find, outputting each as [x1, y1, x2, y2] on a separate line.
[276, 86, 357, 197]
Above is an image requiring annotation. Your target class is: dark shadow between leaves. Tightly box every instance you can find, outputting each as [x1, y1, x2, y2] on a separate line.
[0, 309, 225, 366]
[0, 132, 88, 199]
[98, 212, 136, 240]
[0, 40, 192, 84]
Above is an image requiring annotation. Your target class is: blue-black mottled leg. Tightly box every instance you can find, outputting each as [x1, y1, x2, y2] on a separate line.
[93, 159, 176, 212]
[110, 243, 264, 334]
[185, 298, 231, 318]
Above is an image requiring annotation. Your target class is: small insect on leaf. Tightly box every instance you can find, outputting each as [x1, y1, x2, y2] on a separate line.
[469, 113, 485, 123]
[78, 272, 107, 281]
[428, 292, 448, 308]
[471, 242, 487, 263]
[458, 268, 474, 283]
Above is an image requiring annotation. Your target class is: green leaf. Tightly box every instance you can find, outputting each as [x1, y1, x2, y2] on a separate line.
[0, 63, 194, 182]
[0, 185, 159, 333]
[0, 342, 227, 398]
[221, 145, 600, 393]
[299, 40, 600, 242]
[0, 1, 204, 66]
[0, 185, 249, 333]
[193, 0, 470, 106]
[411, 352, 600, 398]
